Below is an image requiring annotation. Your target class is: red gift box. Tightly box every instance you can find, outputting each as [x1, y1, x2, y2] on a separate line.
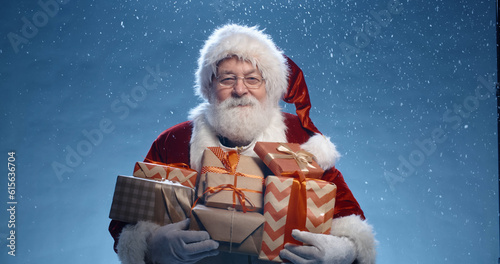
[254, 142, 324, 179]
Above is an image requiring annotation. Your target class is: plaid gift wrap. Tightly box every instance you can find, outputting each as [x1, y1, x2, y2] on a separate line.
[254, 142, 324, 179]
[109, 175, 195, 225]
[259, 174, 337, 262]
[133, 161, 198, 188]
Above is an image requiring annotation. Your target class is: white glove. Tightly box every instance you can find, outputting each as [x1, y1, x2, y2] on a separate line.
[279, 229, 357, 264]
[148, 218, 219, 264]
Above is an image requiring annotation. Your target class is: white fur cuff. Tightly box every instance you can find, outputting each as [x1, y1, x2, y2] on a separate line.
[330, 215, 377, 264]
[300, 133, 340, 170]
[117, 221, 160, 264]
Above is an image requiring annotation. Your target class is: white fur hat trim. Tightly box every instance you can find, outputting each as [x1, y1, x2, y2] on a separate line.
[195, 24, 288, 106]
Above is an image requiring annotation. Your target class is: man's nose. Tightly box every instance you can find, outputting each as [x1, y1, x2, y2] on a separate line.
[232, 78, 248, 97]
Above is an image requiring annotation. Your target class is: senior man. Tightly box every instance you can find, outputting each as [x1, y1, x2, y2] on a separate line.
[109, 24, 376, 264]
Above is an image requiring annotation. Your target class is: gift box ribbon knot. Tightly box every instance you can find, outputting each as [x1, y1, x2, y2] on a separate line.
[200, 147, 264, 212]
[263, 143, 317, 173]
[204, 183, 262, 213]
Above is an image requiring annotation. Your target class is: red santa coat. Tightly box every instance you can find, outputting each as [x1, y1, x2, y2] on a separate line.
[109, 112, 375, 264]
[147, 112, 364, 218]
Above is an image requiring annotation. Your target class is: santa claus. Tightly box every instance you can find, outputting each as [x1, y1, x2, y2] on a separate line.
[109, 24, 377, 264]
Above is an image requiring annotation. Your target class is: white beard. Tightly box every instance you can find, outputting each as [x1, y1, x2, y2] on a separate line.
[206, 96, 271, 146]
[189, 99, 288, 171]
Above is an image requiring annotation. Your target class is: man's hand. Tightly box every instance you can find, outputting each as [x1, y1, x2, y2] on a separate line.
[279, 229, 356, 264]
[148, 218, 219, 264]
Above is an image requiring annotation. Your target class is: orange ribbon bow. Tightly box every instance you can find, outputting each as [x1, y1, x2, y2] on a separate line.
[199, 147, 264, 212]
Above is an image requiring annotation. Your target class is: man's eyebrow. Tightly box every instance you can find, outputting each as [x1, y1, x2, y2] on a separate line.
[218, 69, 260, 75]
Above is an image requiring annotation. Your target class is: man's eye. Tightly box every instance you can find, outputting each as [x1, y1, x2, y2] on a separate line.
[245, 77, 260, 84]
[219, 77, 236, 86]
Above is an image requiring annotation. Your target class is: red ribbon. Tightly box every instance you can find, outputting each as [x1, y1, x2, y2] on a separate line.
[141, 158, 197, 181]
[205, 184, 261, 213]
[281, 171, 308, 246]
[144, 158, 194, 171]
[200, 148, 262, 179]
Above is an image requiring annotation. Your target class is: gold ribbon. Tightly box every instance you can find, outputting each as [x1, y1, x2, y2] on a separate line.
[154, 183, 193, 224]
[263, 143, 317, 173]
[153, 184, 166, 224]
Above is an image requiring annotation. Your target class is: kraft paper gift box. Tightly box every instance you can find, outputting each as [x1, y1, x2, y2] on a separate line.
[203, 172, 264, 212]
[109, 175, 195, 225]
[259, 174, 337, 262]
[190, 204, 265, 256]
[133, 161, 198, 188]
[253, 142, 324, 179]
[195, 147, 269, 209]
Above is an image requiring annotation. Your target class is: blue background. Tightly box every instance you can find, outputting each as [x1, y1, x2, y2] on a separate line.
[1, 0, 498, 263]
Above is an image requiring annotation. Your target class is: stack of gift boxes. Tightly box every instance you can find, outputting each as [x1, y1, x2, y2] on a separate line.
[109, 161, 198, 226]
[109, 142, 337, 262]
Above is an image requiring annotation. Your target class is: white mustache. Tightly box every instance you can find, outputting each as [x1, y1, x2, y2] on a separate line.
[222, 97, 257, 108]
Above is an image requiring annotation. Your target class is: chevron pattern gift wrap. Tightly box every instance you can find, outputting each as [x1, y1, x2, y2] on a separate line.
[258, 175, 337, 262]
[133, 161, 198, 188]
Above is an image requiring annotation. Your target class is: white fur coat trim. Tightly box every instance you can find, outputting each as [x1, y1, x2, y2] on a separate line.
[117, 221, 160, 264]
[330, 215, 378, 264]
[300, 133, 340, 170]
[188, 103, 340, 172]
[117, 214, 377, 264]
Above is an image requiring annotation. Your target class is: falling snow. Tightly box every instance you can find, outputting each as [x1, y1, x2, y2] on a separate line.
[1, 0, 497, 263]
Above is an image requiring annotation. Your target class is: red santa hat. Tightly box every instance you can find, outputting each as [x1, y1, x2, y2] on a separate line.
[195, 24, 321, 135]
[195, 24, 288, 107]
[283, 55, 321, 135]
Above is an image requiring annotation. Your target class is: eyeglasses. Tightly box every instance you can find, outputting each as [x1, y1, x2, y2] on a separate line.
[215, 74, 265, 89]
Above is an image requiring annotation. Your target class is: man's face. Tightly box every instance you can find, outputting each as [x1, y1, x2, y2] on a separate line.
[214, 57, 267, 104]
[206, 56, 272, 145]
